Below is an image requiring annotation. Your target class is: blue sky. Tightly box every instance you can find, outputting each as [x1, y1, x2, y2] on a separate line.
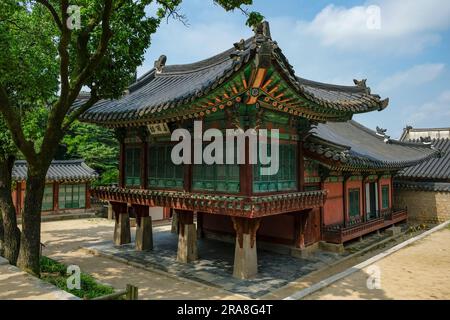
[138, 0, 450, 139]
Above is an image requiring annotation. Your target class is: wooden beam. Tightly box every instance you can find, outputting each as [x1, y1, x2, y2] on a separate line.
[247, 68, 267, 105]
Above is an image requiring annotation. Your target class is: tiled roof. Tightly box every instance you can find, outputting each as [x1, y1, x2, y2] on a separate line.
[397, 138, 450, 181]
[394, 180, 450, 192]
[80, 22, 387, 126]
[304, 120, 439, 171]
[12, 159, 98, 182]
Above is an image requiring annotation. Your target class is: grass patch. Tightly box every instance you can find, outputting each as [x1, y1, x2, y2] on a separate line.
[40, 256, 115, 299]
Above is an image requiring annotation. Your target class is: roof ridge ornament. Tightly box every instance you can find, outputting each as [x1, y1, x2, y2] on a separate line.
[253, 21, 271, 39]
[420, 136, 432, 145]
[376, 126, 391, 143]
[233, 39, 245, 51]
[154, 55, 167, 73]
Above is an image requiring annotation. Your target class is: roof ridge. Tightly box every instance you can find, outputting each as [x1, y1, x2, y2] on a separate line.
[296, 77, 366, 93]
[348, 120, 434, 148]
[156, 37, 253, 75]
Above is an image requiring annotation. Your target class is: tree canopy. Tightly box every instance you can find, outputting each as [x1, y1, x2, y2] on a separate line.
[0, 0, 263, 274]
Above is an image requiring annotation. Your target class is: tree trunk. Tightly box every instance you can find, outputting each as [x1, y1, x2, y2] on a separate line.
[17, 168, 46, 276]
[0, 211, 4, 257]
[0, 156, 20, 264]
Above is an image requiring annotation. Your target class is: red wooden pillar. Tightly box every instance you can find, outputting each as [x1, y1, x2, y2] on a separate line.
[295, 211, 309, 249]
[119, 142, 125, 188]
[298, 140, 305, 192]
[140, 141, 148, 189]
[390, 175, 394, 209]
[362, 177, 367, 222]
[376, 175, 381, 216]
[240, 136, 253, 196]
[343, 177, 348, 227]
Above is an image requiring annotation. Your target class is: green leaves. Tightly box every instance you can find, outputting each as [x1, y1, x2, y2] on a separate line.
[213, 0, 264, 27]
[63, 121, 118, 185]
[246, 11, 264, 28]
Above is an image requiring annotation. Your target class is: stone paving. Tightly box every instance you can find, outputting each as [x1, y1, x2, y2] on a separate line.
[85, 226, 342, 298]
[0, 257, 79, 300]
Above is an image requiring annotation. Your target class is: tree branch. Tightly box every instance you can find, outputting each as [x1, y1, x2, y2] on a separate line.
[36, 0, 63, 31]
[157, 0, 189, 26]
[63, 93, 99, 131]
[0, 87, 37, 161]
[67, 0, 113, 104]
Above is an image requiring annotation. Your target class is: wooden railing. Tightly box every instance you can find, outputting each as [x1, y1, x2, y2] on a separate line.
[90, 186, 327, 218]
[323, 208, 408, 244]
[92, 284, 138, 300]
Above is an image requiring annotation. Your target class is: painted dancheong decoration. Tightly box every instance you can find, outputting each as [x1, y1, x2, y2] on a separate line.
[79, 22, 438, 279]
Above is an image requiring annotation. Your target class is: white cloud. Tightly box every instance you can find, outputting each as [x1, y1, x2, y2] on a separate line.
[296, 0, 450, 54]
[405, 90, 450, 126]
[377, 63, 445, 92]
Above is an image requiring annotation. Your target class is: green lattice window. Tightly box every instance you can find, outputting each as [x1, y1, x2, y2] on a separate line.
[382, 185, 390, 209]
[192, 163, 240, 193]
[42, 184, 54, 211]
[253, 143, 297, 193]
[125, 147, 141, 187]
[59, 184, 86, 209]
[348, 188, 360, 217]
[148, 145, 184, 189]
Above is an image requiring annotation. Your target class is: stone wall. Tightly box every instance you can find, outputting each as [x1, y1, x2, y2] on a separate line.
[394, 189, 450, 223]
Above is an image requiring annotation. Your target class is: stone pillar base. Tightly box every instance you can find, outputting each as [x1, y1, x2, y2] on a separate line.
[385, 226, 402, 237]
[177, 224, 198, 263]
[319, 241, 345, 254]
[114, 212, 131, 245]
[136, 216, 153, 251]
[233, 233, 258, 280]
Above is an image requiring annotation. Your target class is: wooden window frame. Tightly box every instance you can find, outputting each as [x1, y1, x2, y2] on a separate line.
[42, 183, 54, 212]
[125, 146, 141, 187]
[381, 185, 390, 209]
[348, 188, 360, 218]
[148, 144, 184, 190]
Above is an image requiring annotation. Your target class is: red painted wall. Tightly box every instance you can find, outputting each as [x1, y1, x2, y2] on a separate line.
[202, 214, 234, 234]
[323, 181, 344, 225]
[258, 214, 295, 243]
[202, 213, 296, 245]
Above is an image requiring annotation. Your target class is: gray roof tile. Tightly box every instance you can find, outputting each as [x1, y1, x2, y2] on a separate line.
[397, 138, 450, 181]
[12, 159, 98, 182]
[305, 120, 438, 171]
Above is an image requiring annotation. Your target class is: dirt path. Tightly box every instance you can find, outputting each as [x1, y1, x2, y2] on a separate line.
[40, 218, 450, 300]
[303, 227, 450, 300]
[41, 218, 245, 300]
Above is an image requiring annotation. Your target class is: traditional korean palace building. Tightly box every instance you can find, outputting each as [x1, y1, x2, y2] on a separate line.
[395, 127, 450, 223]
[12, 159, 98, 216]
[80, 22, 437, 279]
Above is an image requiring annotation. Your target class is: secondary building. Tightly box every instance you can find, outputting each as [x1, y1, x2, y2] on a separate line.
[12, 159, 98, 216]
[395, 127, 450, 223]
[80, 22, 437, 279]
